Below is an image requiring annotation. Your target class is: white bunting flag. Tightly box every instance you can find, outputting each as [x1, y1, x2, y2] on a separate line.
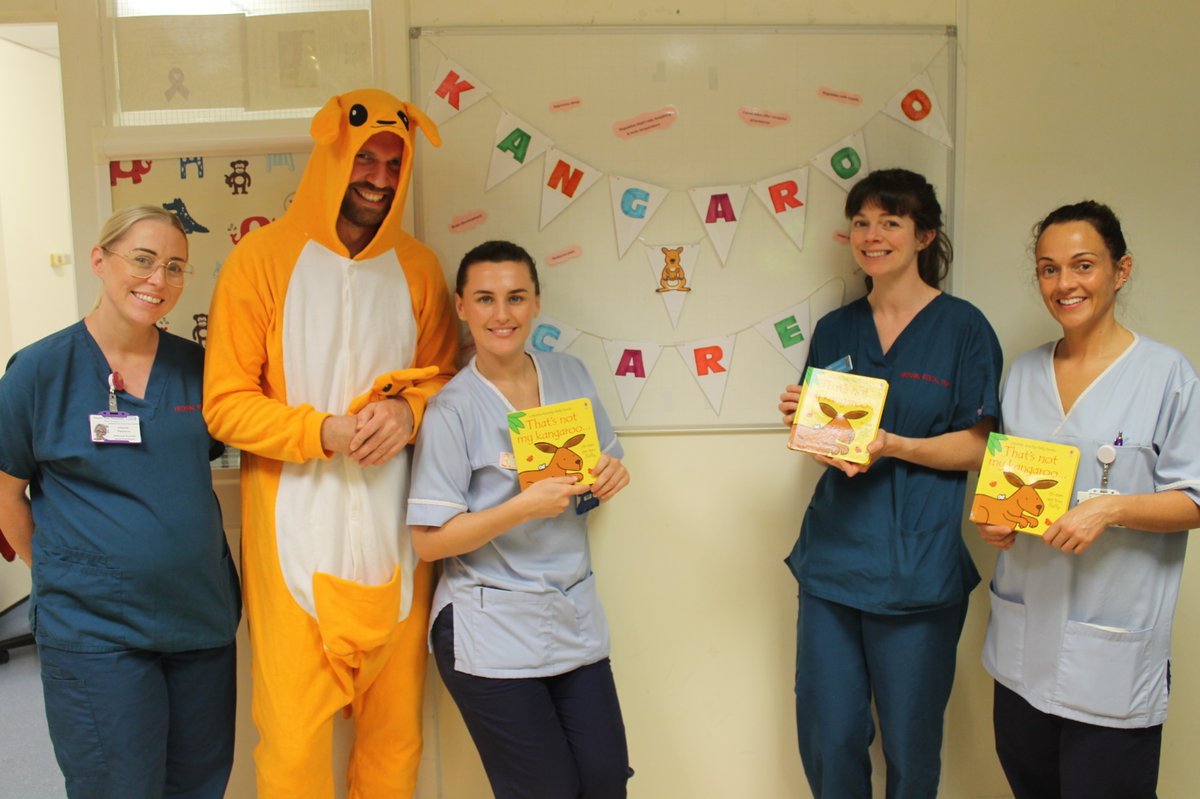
[539, 148, 603, 230]
[425, 58, 491, 126]
[602, 339, 664, 418]
[751, 167, 810, 251]
[642, 242, 700, 328]
[486, 111, 552, 191]
[609, 175, 669, 257]
[754, 300, 811, 373]
[882, 72, 953, 148]
[688, 184, 749, 265]
[526, 315, 581, 354]
[681, 335, 736, 415]
[812, 130, 869, 192]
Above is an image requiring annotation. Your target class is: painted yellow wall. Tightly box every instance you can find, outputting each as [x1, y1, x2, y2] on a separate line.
[15, 1, 1200, 797]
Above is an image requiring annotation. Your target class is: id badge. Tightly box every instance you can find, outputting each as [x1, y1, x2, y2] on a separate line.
[1076, 487, 1120, 504]
[90, 412, 142, 444]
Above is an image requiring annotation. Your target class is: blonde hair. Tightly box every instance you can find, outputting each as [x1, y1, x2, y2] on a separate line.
[98, 205, 187, 250]
[91, 205, 189, 311]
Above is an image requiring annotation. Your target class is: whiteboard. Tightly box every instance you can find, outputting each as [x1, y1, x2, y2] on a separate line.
[411, 25, 957, 431]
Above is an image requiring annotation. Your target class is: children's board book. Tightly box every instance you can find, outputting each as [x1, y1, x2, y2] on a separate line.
[508, 398, 602, 490]
[969, 433, 1080, 535]
[787, 367, 889, 464]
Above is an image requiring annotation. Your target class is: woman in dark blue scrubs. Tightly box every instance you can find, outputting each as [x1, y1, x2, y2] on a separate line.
[0, 206, 240, 799]
[779, 169, 1002, 799]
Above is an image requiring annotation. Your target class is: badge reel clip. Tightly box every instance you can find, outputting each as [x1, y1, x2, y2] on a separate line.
[1077, 443, 1119, 504]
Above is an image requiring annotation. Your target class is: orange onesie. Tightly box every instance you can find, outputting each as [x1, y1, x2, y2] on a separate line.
[203, 89, 457, 798]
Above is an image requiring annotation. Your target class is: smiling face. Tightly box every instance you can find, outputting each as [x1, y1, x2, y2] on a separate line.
[338, 131, 404, 235]
[92, 218, 186, 329]
[1035, 220, 1131, 334]
[848, 203, 935, 284]
[455, 259, 541, 366]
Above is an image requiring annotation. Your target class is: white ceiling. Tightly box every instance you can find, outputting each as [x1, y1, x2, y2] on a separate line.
[0, 23, 59, 59]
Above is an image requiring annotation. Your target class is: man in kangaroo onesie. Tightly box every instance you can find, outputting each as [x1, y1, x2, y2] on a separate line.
[204, 88, 458, 798]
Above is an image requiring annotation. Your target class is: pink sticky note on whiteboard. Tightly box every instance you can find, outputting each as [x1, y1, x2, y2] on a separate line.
[449, 210, 487, 233]
[613, 107, 677, 139]
[546, 246, 583, 266]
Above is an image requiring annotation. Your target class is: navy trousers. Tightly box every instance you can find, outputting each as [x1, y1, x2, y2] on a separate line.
[39, 642, 236, 799]
[993, 680, 1162, 799]
[794, 591, 968, 799]
[432, 606, 630, 799]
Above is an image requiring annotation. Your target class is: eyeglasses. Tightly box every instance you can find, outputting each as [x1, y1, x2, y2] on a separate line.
[102, 247, 193, 287]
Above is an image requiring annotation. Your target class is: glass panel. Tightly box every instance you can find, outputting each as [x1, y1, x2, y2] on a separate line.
[109, 0, 372, 126]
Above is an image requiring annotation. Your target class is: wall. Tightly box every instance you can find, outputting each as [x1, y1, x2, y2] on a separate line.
[20, 1, 1200, 797]
[0, 32, 76, 611]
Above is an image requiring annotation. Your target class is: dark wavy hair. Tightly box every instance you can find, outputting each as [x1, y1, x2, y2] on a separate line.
[1032, 200, 1128, 261]
[455, 240, 540, 296]
[845, 168, 951, 290]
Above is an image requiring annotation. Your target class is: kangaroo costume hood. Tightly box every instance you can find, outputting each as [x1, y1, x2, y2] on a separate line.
[203, 88, 456, 799]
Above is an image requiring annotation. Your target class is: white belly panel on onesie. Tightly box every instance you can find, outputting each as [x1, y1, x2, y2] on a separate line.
[277, 240, 419, 621]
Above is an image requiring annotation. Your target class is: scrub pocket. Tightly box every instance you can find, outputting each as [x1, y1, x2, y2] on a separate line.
[983, 585, 1026, 685]
[556, 572, 609, 661]
[456, 586, 557, 674]
[32, 546, 125, 647]
[39, 656, 107, 778]
[1052, 621, 1153, 719]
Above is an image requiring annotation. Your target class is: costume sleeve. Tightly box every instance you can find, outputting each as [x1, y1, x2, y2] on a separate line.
[203, 241, 329, 464]
[407, 398, 472, 528]
[1152, 364, 1200, 505]
[0, 351, 38, 480]
[398, 240, 458, 436]
[949, 306, 1003, 431]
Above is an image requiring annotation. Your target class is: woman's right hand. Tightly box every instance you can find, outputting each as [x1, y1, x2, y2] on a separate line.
[976, 522, 1018, 551]
[779, 384, 803, 425]
[517, 476, 592, 520]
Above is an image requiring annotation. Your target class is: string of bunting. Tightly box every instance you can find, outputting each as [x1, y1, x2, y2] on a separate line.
[421, 43, 953, 418]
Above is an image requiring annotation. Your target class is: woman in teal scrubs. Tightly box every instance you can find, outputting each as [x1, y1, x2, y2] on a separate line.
[779, 169, 1001, 799]
[0, 206, 240, 799]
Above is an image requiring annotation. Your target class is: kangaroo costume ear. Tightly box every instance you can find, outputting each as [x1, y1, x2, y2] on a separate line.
[401, 102, 442, 148]
[310, 94, 345, 144]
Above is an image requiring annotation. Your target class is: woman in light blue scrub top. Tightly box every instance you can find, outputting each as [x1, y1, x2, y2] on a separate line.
[408, 240, 632, 799]
[978, 201, 1200, 799]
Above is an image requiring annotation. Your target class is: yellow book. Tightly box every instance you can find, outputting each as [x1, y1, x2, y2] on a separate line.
[969, 433, 1080, 534]
[508, 398, 602, 489]
[787, 367, 889, 464]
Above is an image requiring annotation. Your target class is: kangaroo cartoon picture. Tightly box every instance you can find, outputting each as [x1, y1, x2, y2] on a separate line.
[806, 400, 869, 456]
[656, 246, 691, 292]
[518, 433, 587, 489]
[971, 471, 1059, 530]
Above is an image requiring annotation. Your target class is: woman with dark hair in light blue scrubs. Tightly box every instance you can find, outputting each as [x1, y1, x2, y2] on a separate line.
[779, 169, 1002, 798]
[0, 206, 240, 799]
[408, 240, 632, 799]
[979, 201, 1200, 799]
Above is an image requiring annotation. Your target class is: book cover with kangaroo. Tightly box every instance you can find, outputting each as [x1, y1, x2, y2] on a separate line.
[508, 398, 602, 489]
[970, 433, 1080, 535]
[787, 367, 889, 464]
